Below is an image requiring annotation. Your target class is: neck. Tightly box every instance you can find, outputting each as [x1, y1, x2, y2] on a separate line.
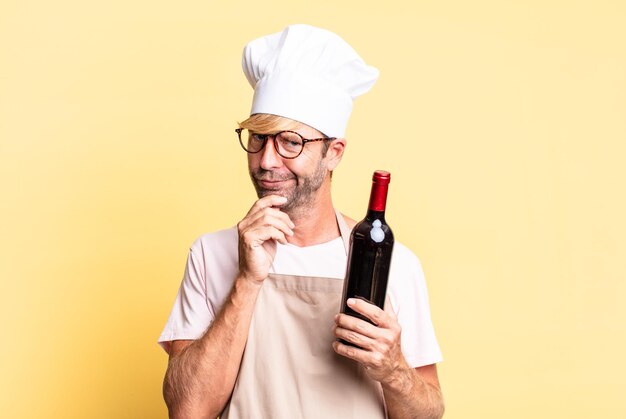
[285, 183, 339, 247]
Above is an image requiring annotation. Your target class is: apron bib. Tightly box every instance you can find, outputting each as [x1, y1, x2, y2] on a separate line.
[221, 210, 387, 419]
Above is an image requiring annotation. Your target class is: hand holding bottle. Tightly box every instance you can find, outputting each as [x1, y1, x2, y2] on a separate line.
[332, 297, 409, 384]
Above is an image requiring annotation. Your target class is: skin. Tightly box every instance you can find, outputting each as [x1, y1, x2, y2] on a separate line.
[162, 118, 444, 418]
[333, 300, 445, 418]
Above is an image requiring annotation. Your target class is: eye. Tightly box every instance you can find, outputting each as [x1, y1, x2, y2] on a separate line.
[287, 139, 301, 147]
[250, 133, 267, 143]
[278, 133, 303, 147]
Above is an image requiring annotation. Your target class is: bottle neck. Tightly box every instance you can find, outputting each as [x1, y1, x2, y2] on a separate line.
[366, 209, 386, 221]
[367, 181, 388, 220]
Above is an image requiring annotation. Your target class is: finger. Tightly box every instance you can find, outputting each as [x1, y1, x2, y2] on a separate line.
[240, 206, 295, 233]
[332, 341, 383, 368]
[346, 298, 390, 328]
[245, 195, 288, 218]
[248, 207, 295, 231]
[244, 210, 294, 239]
[250, 225, 289, 245]
[334, 313, 380, 340]
[333, 326, 376, 351]
[241, 224, 288, 247]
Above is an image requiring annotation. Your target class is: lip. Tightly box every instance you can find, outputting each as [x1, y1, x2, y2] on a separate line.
[256, 179, 292, 188]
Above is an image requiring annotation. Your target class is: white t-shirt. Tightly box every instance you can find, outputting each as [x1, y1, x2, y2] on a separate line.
[158, 226, 443, 368]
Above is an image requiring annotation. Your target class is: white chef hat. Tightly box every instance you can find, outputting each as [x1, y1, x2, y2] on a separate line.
[242, 24, 379, 138]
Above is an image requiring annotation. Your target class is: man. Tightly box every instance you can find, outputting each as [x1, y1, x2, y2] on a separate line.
[158, 24, 444, 418]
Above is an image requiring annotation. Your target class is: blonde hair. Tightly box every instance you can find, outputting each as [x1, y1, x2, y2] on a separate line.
[238, 113, 304, 133]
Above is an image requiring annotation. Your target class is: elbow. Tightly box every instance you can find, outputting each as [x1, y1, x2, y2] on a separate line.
[162, 368, 178, 413]
[163, 373, 194, 419]
[165, 399, 221, 419]
[162, 375, 178, 417]
[163, 374, 223, 419]
[166, 403, 222, 419]
[431, 390, 445, 419]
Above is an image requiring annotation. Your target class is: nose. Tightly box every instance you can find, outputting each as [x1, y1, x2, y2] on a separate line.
[258, 136, 284, 170]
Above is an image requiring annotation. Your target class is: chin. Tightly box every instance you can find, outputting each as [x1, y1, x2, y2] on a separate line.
[256, 187, 288, 200]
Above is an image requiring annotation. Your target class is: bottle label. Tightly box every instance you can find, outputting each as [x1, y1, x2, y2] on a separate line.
[370, 219, 385, 243]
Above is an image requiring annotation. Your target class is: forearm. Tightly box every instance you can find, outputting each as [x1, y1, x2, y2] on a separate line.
[163, 276, 262, 418]
[383, 367, 445, 419]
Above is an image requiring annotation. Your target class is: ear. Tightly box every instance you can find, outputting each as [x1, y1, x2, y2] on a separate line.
[325, 137, 347, 171]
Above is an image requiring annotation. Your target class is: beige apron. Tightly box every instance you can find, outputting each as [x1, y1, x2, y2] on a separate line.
[221, 210, 387, 419]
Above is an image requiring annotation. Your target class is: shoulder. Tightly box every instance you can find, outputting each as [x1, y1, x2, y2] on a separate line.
[185, 227, 240, 299]
[338, 210, 424, 278]
[190, 226, 238, 252]
[388, 240, 428, 299]
[187, 226, 239, 267]
[391, 241, 423, 270]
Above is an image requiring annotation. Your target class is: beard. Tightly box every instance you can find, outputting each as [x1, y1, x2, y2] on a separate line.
[249, 159, 327, 212]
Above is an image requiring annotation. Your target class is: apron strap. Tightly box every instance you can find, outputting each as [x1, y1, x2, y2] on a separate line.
[334, 209, 352, 256]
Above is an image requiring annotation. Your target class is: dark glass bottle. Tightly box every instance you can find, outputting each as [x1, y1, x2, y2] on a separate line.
[340, 170, 395, 330]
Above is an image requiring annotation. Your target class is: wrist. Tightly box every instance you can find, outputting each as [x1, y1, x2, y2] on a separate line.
[221, 274, 263, 314]
[235, 273, 265, 291]
[380, 360, 414, 395]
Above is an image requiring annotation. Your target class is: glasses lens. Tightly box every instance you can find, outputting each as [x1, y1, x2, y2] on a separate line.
[275, 132, 303, 158]
[239, 129, 265, 153]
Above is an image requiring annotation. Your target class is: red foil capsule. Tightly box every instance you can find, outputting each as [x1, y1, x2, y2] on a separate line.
[368, 170, 391, 212]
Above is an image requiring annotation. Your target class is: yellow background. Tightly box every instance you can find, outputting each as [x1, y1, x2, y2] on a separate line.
[1, 1, 625, 418]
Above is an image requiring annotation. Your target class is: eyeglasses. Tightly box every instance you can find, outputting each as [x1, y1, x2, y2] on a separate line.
[236, 128, 335, 159]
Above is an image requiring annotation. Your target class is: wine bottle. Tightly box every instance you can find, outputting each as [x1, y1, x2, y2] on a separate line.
[340, 170, 395, 332]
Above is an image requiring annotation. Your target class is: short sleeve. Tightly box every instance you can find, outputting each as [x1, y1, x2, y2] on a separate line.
[157, 246, 214, 354]
[388, 243, 443, 368]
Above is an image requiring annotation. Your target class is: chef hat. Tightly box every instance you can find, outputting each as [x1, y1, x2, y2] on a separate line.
[242, 24, 379, 138]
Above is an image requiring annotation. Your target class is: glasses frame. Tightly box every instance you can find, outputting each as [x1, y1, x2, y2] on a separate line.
[236, 128, 335, 159]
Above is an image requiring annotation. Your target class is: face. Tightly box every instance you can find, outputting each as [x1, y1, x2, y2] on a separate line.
[247, 124, 329, 212]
